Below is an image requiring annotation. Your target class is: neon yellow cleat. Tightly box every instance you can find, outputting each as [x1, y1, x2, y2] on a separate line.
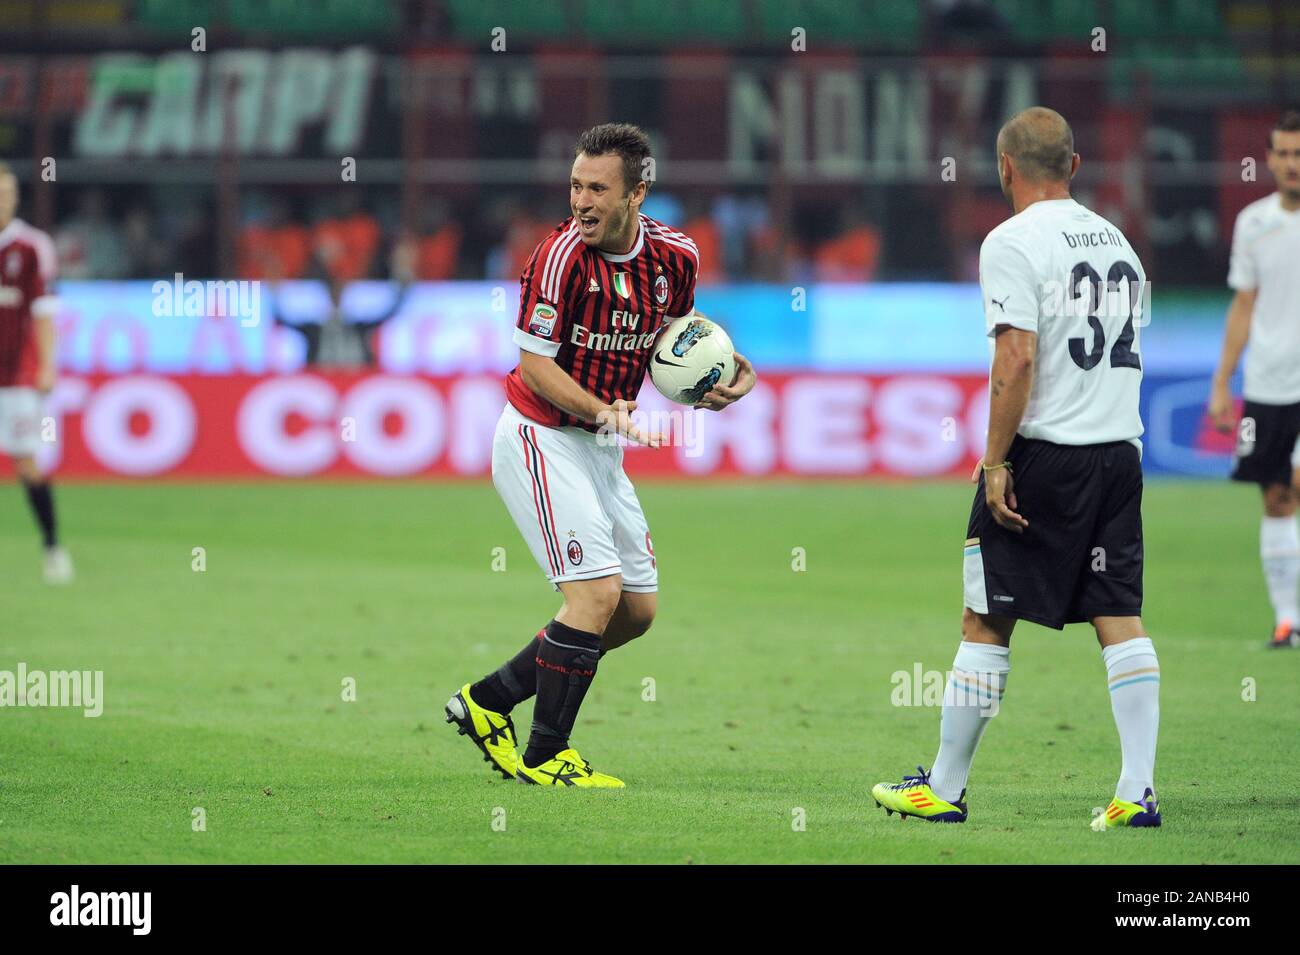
[516, 748, 625, 788]
[1091, 788, 1161, 829]
[871, 766, 968, 823]
[444, 684, 520, 781]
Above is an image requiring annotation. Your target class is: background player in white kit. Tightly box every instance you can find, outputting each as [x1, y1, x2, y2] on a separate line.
[872, 108, 1162, 829]
[443, 124, 756, 787]
[0, 163, 72, 584]
[1209, 111, 1300, 649]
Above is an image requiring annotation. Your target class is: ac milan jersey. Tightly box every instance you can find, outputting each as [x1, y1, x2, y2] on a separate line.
[505, 213, 699, 429]
[0, 218, 58, 388]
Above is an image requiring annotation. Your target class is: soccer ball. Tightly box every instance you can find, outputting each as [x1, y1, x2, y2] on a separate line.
[648, 315, 736, 405]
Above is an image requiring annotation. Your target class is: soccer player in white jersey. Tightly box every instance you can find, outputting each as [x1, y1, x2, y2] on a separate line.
[872, 108, 1161, 829]
[1209, 111, 1300, 649]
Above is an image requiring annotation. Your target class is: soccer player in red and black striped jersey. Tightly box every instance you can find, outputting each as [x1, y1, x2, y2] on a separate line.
[445, 123, 756, 786]
[0, 163, 72, 584]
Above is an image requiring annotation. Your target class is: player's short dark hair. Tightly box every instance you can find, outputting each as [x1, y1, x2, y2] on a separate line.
[997, 107, 1075, 183]
[574, 123, 651, 194]
[1269, 110, 1300, 149]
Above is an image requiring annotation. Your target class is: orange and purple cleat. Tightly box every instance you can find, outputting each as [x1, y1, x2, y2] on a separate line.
[1269, 621, 1299, 649]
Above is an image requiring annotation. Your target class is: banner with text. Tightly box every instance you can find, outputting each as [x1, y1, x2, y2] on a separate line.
[16, 371, 1233, 480]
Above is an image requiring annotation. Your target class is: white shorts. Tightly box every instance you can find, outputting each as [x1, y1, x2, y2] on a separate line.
[0, 387, 41, 457]
[492, 402, 657, 592]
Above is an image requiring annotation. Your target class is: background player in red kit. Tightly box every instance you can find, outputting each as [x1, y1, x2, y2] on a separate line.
[0, 163, 72, 584]
[445, 124, 756, 786]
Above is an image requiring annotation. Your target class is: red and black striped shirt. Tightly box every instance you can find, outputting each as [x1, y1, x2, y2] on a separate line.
[505, 214, 699, 430]
[0, 218, 57, 388]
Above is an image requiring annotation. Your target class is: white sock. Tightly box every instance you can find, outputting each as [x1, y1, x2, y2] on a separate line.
[929, 641, 1010, 803]
[1260, 517, 1300, 627]
[1103, 637, 1160, 803]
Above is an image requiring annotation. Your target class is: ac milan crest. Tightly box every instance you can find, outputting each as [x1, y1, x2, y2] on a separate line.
[654, 273, 669, 304]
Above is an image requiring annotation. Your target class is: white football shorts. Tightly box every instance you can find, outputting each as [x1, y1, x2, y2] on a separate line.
[492, 402, 657, 592]
[0, 387, 41, 457]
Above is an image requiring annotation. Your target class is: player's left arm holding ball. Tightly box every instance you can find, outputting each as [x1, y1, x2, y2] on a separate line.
[693, 339, 756, 411]
[650, 219, 755, 412]
[691, 313, 756, 411]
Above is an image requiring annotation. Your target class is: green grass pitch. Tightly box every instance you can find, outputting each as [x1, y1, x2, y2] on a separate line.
[0, 479, 1295, 864]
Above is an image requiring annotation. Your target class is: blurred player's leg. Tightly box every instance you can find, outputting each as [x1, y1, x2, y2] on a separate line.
[1093, 616, 1161, 828]
[3, 386, 71, 584]
[1260, 483, 1300, 647]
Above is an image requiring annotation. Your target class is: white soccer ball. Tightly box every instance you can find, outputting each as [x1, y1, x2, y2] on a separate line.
[648, 315, 736, 406]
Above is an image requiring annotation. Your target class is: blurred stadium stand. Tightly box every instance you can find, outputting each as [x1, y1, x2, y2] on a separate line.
[1, 0, 1296, 284]
[0, 1, 1296, 480]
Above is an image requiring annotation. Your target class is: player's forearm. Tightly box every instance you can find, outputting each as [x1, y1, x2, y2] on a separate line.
[1211, 294, 1253, 387]
[520, 353, 608, 423]
[33, 314, 55, 373]
[984, 347, 1034, 464]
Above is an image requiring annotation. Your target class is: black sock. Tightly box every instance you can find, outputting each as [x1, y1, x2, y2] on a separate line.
[523, 620, 601, 767]
[22, 480, 57, 548]
[469, 627, 544, 714]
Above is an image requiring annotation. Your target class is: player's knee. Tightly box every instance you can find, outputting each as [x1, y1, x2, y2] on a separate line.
[12, 456, 39, 483]
[577, 576, 624, 628]
[625, 598, 656, 639]
[1264, 483, 1296, 516]
[961, 606, 1013, 645]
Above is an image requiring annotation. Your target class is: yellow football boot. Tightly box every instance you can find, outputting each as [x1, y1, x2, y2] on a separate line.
[871, 766, 968, 822]
[444, 684, 520, 780]
[1091, 788, 1161, 829]
[516, 748, 625, 788]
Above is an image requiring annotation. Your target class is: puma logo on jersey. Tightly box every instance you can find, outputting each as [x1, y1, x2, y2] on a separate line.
[991, 295, 1010, 312]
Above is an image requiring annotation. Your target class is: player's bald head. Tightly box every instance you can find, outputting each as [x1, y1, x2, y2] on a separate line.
[997, 107, 1075, 183]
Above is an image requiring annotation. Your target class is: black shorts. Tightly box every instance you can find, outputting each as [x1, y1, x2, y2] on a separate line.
[1230, 399, 1300, 488]
[963, 435, 1144, 630]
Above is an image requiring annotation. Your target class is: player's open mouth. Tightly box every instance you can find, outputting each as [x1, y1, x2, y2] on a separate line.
[578, 215, 599, 234]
